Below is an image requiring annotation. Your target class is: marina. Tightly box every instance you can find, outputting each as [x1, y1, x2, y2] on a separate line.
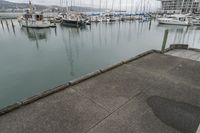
[1, 17, 200, 109]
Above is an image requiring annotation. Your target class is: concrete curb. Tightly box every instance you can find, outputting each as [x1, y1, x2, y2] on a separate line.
[123, 50, 157, 64]
[164, 44, 200, 53]
[22, 83, 70, 105]
[69, 70, 101, 85]
[188, 48, 200, 52]
[100, 62, 124, 73]
[41, 83, 70, 97]
[0, 44, 199, 116]
[164, 44, 189, 53]
[0, 102, 21, 115]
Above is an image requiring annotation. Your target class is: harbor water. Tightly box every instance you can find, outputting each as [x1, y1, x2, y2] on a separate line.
[0, 19, 200, 109]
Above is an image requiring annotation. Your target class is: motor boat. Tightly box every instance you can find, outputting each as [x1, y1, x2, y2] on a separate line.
[191, 16, 200, 26]
[157, 14, 192, 26]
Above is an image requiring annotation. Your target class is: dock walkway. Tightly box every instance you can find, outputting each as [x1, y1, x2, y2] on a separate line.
[166, 49, 200, 61]
[0, 49, 200, 133]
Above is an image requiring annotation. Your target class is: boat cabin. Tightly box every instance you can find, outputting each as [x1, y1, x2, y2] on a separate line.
[23, 13, 44, 21]
[35, 14, 44, 21]
[169, 14, 189, 21]
[23, 14, 32, 20]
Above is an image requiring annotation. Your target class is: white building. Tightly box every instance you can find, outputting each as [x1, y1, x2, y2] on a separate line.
[158, 0, 200, 14]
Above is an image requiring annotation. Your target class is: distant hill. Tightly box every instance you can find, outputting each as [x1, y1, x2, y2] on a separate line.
[0, 0, 47, 11]
[0, 0, 101, 12]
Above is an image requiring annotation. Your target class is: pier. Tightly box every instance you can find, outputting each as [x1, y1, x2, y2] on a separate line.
[0, 45, 200, 133]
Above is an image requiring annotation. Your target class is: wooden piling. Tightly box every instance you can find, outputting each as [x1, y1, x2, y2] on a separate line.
[5, 19, 10, 31]
[0, 19, 4, 29]
[11, 19, 15, 35]
[5, 19, 8, 26]
[11, 19, 14, 28]
[161, 29, 169, 53]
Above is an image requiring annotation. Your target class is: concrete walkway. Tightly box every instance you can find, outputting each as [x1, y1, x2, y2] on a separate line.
[166, 49, 200, 61]
[0, 51, 200, 133]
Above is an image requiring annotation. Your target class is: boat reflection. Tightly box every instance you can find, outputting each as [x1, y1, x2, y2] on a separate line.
[21, 27, 51, 41]
[60, 23, 88, 32]
[21, 27, 52, 49]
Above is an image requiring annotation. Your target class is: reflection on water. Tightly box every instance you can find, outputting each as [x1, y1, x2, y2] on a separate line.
[20, 28, 52, 49]
[21, 28, 50, 41]
[0, 19, 200, 109]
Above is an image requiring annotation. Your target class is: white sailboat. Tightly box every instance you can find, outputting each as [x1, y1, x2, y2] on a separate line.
[89, 15, 102, 22]
[50, 13, 64, 23]
[18, 0, 54, 28]
[62, 12, 86, 27]
[61, 0, 86, 27]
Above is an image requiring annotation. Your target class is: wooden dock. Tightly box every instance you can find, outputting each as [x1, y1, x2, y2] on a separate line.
[0, 46, 200, 133]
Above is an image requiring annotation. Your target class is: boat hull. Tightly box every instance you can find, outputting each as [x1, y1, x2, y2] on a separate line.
[192, 20, 200, 26]
[20, 20, 51, 28]
[157, 18, 191, 26]
[62, 19, 86, 27]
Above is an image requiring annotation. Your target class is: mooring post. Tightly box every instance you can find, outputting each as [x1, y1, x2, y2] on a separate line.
[149, 20, 152, 30]
[161, 29, 169, 53]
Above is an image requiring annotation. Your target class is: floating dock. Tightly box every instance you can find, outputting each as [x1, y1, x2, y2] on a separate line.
[0, 45, 200, 133]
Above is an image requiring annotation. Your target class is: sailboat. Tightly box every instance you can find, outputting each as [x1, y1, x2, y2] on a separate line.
[18, 0, 55, 28]
[61, 0, 86, 27]
[62, 12, 86, 27]
[122, 0, 136, 21]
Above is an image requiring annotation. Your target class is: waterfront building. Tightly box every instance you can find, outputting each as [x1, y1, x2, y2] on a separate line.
[158, 0, 200, 14]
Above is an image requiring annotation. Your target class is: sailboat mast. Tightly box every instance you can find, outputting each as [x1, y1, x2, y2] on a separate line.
[112, 0, 114, 11]
[91, 0, 94, 12]
[131, 0, 133, 15]
[143, 0, 146, 13]
[120, 0, 122, 13]
[106, 0, 108, 11]
[181, 0, 185, 13]
[125, 0, 128, 12]
[190, 0, 194, 13]
[66, 0, 68, 12]
[139, 0, 142, 14]
[71, 0, 72, 9]
[99, 0, 101, 13]
[29, 0, 33, 14]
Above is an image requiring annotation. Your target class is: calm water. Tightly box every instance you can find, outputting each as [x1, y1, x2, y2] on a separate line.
[0, 19, 200, 109]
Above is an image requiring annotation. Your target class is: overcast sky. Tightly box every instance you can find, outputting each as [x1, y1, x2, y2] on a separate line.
[7, 0, 161, 11]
